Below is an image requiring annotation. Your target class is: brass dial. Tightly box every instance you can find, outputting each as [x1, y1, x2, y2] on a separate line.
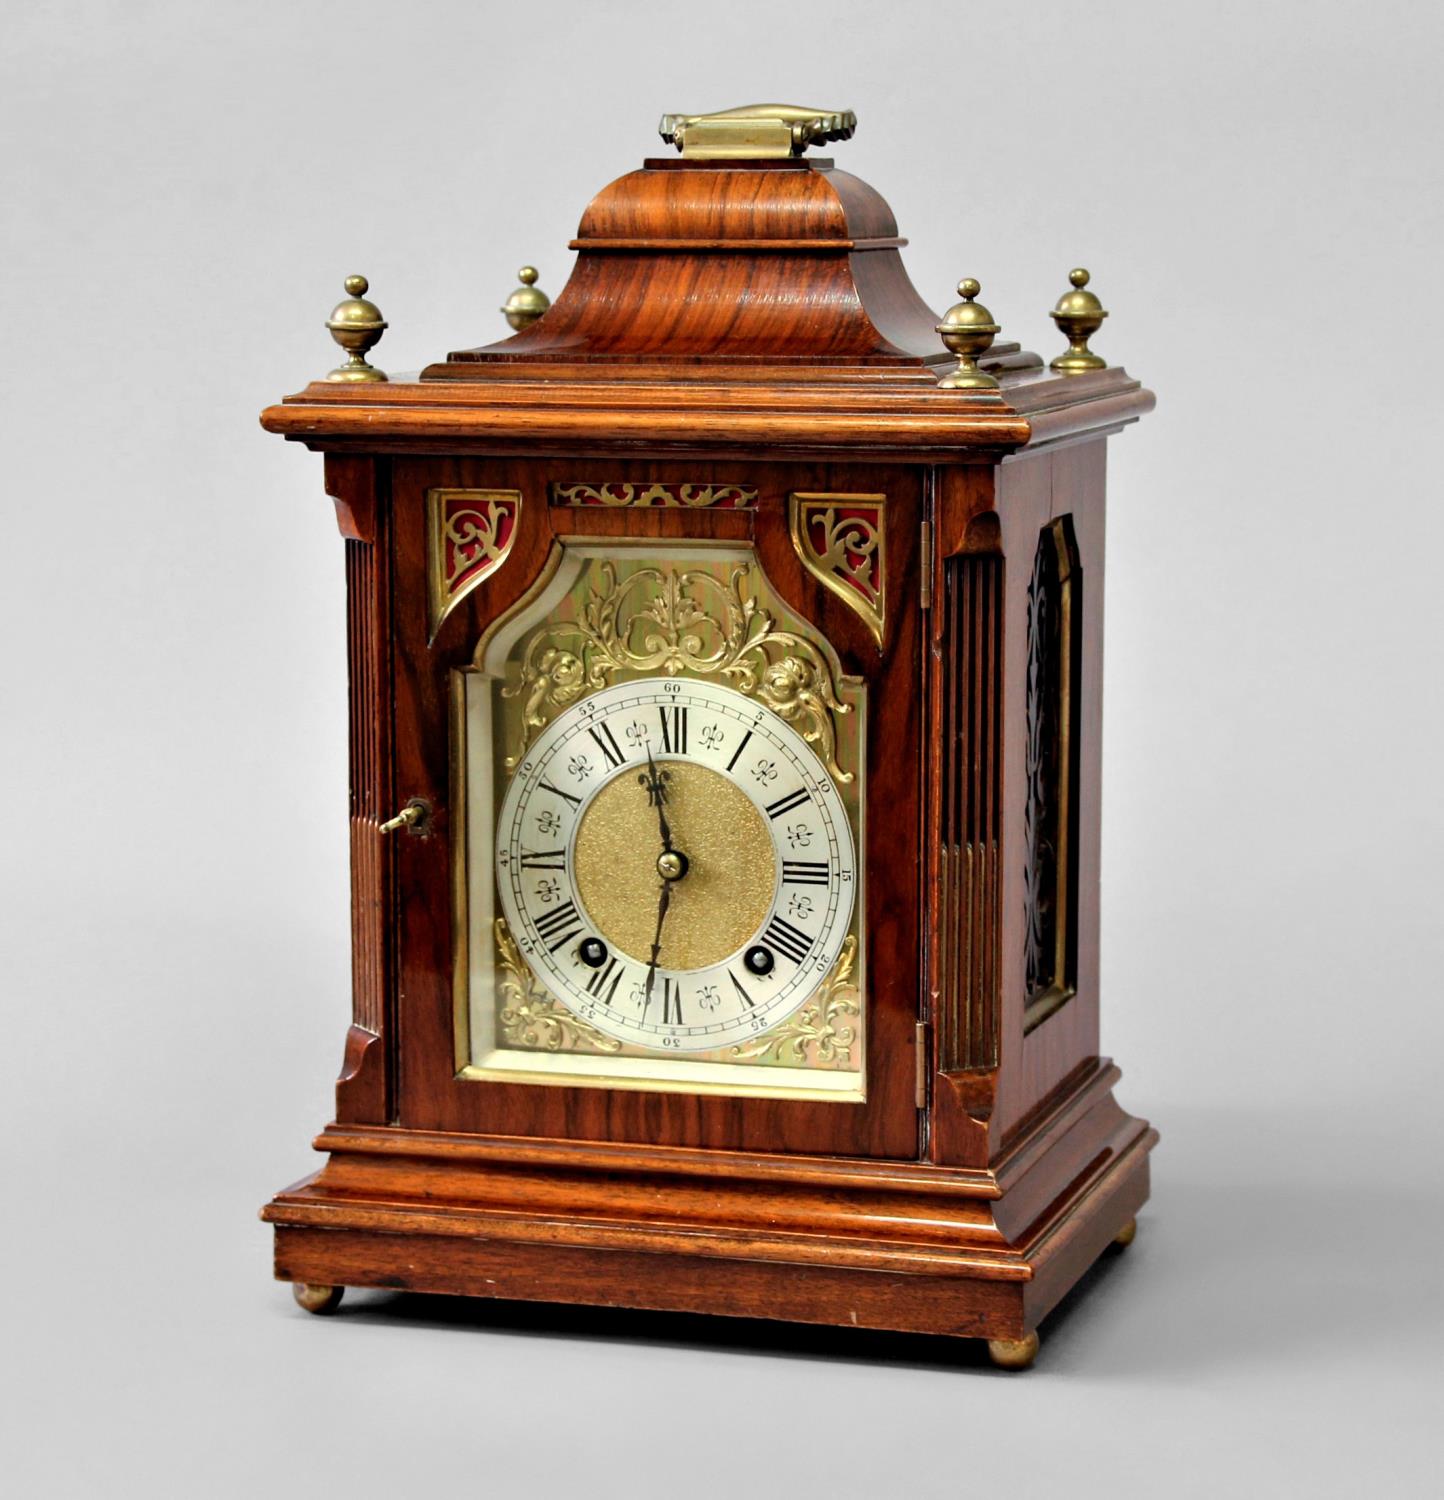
[495, 677, 856, 1053]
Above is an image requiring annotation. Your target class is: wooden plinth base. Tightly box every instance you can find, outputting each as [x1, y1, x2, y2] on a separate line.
[262, 1062, 1154, 1358]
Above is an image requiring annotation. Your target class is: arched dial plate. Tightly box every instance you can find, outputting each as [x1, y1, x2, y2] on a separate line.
[496, 678, 856, 1053]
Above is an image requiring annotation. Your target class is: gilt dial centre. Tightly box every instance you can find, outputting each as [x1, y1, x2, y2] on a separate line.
[573, 759, 775, 971]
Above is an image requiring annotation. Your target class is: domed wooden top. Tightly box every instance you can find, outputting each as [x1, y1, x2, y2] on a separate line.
[426, 157, 973, 380]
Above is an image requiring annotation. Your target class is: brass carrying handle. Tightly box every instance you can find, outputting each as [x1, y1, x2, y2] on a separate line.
[380, 798, 431, 835]
[658, 104, 856, 160]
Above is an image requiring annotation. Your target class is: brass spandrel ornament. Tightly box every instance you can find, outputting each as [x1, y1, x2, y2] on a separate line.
[729, 933, 860, 1066]
[493, 917, 623, 1054]
[261, 103, 1157, 1370]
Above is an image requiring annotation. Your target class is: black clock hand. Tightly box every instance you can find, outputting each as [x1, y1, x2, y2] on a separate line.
[644, 746, 674, 853]
[642, 877, 672, 1019]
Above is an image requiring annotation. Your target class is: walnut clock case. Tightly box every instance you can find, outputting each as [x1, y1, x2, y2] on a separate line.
[260, 105, 1157, 1369]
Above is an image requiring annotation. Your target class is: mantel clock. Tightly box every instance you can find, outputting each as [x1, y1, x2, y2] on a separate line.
[261, 104, 1157, 1367]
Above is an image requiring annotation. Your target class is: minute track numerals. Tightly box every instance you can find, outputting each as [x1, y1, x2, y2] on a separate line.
[495, 677, 857, 1054]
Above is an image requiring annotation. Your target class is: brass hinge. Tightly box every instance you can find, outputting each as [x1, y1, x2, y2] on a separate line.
[915, 1021, 930, 1108]
[919, 521, 932, 609]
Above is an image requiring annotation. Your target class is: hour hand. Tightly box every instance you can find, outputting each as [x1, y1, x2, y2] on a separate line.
[642, 878, 672, 1017]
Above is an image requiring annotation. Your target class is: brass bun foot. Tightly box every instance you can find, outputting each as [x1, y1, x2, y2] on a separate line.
[292, 1282, 344, 1315]
[1114, 1216, 1138, 1248]
[987, 1331, 1040, 1370]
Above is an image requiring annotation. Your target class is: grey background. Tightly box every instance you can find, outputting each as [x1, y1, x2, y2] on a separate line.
[2, 1, 1439, 1494]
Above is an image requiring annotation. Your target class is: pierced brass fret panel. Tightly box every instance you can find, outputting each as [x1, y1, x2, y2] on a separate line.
[1022, 517, 1081, 1031]
[426, 487, 522, 637]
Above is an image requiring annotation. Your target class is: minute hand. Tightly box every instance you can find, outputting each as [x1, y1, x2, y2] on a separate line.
[645, 746, 674, 852]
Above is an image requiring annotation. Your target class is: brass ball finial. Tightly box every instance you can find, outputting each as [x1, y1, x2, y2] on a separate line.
[324, 274, 388, 384]
[936, 277, 1002, 391]
[501, 265, 551, 331]
[1049, 266, 1109, 373]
